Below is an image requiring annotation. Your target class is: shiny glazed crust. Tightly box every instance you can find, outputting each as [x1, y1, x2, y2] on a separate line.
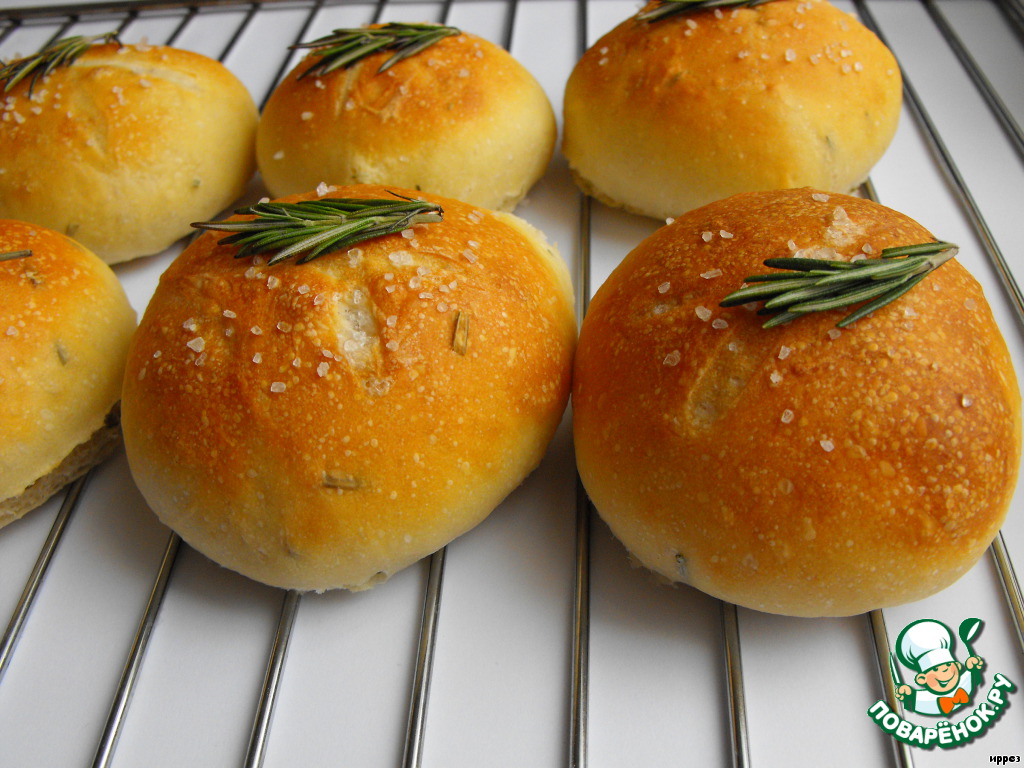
[0, 43, 257, 264]
[122, 184, 576, 591]
[563, 0, 902, 220]
[256, 30, 556, 212]
[572, 188, 1021, 617]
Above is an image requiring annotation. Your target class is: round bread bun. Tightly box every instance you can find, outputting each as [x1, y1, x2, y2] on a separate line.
[256, 25, 556, 212]
[573, 188, 1021, 617]
[562, 0, 902, 221]
[0, 219, 136, 528]
[121, 184, 576, 591]
[0, 40, 257, 264]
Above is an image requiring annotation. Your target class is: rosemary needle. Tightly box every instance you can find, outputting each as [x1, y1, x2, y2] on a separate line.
[0, 32, 120, 96]
[192, 194, 444, 265]
[719, 241, 958, 329]
[0, 250, 32, 262]
[637, 0, 777, 23]
[293, 23, 460, 79]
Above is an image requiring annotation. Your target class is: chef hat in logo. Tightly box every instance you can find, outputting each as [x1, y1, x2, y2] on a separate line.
[896, 619, 956, 673]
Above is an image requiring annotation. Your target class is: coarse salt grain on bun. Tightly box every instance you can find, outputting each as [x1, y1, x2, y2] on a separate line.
[572, 188, 1021, 617]
[1, 220, 136, 528]
[256, 25, 556, 212]
[0, 40, 257, 264]
[562, 0, 902, 220]
[121, 184, 575, 591]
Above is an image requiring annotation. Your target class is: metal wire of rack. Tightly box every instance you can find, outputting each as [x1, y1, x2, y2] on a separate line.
[0, 1, 1022, 767]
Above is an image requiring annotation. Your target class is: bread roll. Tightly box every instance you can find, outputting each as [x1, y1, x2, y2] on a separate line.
[0, 220, 136, 528]
[122, 184, 575, 591]
[257, 25, 556, 212]
[0, 40, 257, 264]
[573, 188, 1020, 617]
[563, 0, 902, 220]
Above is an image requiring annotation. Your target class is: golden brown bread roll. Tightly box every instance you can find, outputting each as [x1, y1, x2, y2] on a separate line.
[0, 39, 257, 264]
[256, 24, 556, 212]
[563, 0, 902, 220]
[0, 220, 136, 528]
[572, 188, 1021, 617]
[121, 184, 575, 591]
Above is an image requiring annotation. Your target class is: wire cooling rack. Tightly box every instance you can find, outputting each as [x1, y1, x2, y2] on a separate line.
[0, 1, 1022, 766]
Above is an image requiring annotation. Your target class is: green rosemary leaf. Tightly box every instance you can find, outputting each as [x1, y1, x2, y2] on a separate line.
[0, 249, 32, 262]
[192, 194, 444, 265]
[837, 273, 928, 328]
[293, 22, 460, 79]
[0, 32, 120, 96]
[719, 241, 958, 328]
[717, 277, 811, 306]
[636, 0, 777, 23]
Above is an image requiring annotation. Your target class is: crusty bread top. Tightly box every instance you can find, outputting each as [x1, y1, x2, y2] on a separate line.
[0, 219, 136, 507]
[562, 0, 902, 219]
[257, 29, 556, 211]
[121, 184, 576, 590]
[573, 188, 1020, 616]
[0, 42, 257, 263]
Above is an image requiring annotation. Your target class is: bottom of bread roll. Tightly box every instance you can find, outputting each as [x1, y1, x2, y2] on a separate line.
[0, 406, 122, 529]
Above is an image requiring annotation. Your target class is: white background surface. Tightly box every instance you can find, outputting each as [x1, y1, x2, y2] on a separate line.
[0, 1, 1022, 766]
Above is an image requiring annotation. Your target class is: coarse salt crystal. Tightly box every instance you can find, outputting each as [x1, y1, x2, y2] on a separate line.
[301, 111, 313, 120]
[316, 182, 335, 197]
[781, 409, 795, 423]
[788, 240, 798, 251]
[819, 439, 835, 452]
[186, 337, 205, 353]
[277, 321, 291, 332]
[386, 340, 399, 351]
[292, 357, 301, 367]
[785, 49, 796, 61]
[700, 269, 723, 279]
[663, 350, 681, 367]
[828, 328, 841, 340]
[437, 302, 448, 312]
[267, 276, 280, 289]
[463, 249, 478, 263]
[862, 243, 875, 254]
[251, 326, 262, 335]
[712, 318, 728, 329]
[695, 306, 712, 321]
[253, 353, 262, 364]
[658, 282, 671, 294]
[812, 192, 830, 202]
[386, 315, 398, 327]
[719, 230, 734, 239]
[313, 294, 325, 305]
[965, 298, 978, 311]
[702, 231, 714, 242]
[317, 362, 329, 377]
[182, 318, 197, 331]
[770, 371, 783, 384]
[223, 309, 236, 318]
[389, 250, 413, 266]
[961, 394, 974, 408]
[778, 345, 792, 360]
[298, 285, 310, 294]
[270, 382, 286, 393]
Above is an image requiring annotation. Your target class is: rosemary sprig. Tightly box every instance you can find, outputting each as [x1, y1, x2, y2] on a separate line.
[0, 250, 32, 262]
[192, 194, 444, 265]
[0, 32, 120, 96]
[293, 22, 461, 79]
[719, 241, 958, 329]
[637, 0, 777, 23]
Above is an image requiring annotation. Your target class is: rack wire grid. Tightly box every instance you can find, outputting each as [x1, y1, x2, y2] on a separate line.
[1, 0, 1022, 766]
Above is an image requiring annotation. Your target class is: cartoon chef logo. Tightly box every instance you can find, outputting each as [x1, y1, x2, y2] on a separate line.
[893, 618, 984, 716]
[867, 617, 1015, 749]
